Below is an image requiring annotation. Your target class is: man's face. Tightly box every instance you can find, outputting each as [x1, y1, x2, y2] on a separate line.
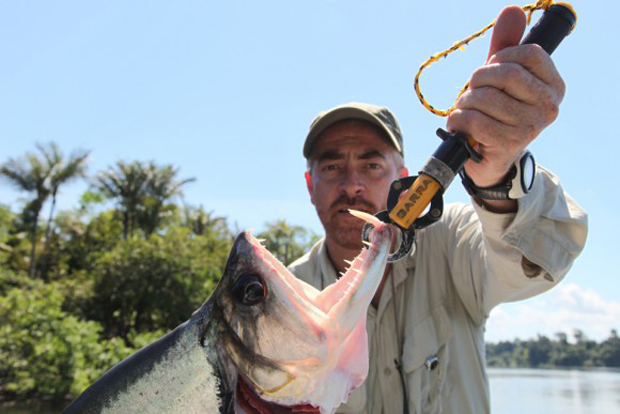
[306, 120, 406, 250]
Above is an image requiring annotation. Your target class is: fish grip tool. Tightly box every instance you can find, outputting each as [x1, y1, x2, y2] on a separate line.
[362, 2, 577, 262]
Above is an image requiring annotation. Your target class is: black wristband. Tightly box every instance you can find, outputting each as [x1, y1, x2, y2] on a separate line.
[460, 167, 517, 200]
[460, 151, 536, 200]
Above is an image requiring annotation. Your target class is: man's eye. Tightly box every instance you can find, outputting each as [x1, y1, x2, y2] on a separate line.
[366, 163, 381, 170]
[323, 164, 339, 171]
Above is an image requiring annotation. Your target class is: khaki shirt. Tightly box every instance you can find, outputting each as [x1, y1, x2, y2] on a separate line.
[288, 167, 588, 414]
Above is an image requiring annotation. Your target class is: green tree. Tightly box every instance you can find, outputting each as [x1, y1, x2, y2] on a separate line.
[0, 205, 14, 264]
[58, 210, 124, 275]
[138, 162, 195, 236]
[89, 226, 230, 344]
[527, 335, 552, 367]
[486, 330, 620, 369]
[598, 330, 620, 367]
[257, 220, 320, 266]
[37, 143, 90, 279]
[96, 161, 149, 239]
[96, 161, 194, 238]
[181, 205, 233, 239]
[486, 340, 515, 367]
[1, 144, 57, 277]
[0, 269, 163, 400]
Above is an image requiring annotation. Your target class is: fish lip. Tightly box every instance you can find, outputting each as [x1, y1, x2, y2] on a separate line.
[236, 375, 321, 413]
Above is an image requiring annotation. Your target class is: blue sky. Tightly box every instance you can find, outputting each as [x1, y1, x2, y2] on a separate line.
[1, 0, 617, 342]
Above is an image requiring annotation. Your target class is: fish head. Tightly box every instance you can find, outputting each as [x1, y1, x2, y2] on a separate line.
[213, 211, 393, 413]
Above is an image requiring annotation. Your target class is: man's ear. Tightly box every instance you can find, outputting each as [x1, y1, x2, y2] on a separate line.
[398, 166, 409, 179]
[305, 171, 315, 205]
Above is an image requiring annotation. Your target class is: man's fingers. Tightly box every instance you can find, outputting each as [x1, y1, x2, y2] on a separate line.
[486, 44, 566, 100]
[484, 6, 564, 106]
[487, 6, 526, 60]
[445, 4, 566, 188]
[455, 86, 537, 127]
[447, 108, 527, 155]
[468, 59, 564, 111]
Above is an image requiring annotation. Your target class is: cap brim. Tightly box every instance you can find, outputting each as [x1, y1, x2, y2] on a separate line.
[303, 107, 402, 158]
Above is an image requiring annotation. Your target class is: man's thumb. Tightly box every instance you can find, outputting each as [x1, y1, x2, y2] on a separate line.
[487, 6, 527, 61]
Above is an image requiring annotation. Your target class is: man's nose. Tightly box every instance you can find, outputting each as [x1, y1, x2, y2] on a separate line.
[339, 168, 364, 198]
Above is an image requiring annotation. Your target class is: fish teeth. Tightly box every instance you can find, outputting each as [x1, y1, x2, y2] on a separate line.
[362, 240, 373, 248]
[343, 259, 354, 266]
[348, 209, 384, 227]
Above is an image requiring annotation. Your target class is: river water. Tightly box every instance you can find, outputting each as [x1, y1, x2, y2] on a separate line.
[488, 367, 620, 413]
[2, 368, 619, 413]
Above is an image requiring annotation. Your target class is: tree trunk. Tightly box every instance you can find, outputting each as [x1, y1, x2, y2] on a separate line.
[123, 210, 129, 239]
[44, 190, 57, 248]
[28, 211, 40, 278]
[41, 190, 58, 280]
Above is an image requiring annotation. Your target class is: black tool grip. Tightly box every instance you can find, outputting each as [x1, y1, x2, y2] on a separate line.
[428, 4, 577, 179]
[521, 4, 576, 55]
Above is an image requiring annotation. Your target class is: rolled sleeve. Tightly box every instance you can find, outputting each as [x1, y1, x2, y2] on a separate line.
[504, 167, 588, 278]
[474, 166, 588, 313]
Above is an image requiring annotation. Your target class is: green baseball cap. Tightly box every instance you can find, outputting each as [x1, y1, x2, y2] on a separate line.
[303, 102, 404, 158]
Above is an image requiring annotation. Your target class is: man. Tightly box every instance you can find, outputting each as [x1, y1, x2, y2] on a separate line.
[288, 6, 588, 414]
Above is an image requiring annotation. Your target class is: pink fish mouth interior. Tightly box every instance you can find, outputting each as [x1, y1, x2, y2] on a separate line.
[247, 229, 382, 315]
[236, 375, 320, 413]
[235, 213, 390, 412]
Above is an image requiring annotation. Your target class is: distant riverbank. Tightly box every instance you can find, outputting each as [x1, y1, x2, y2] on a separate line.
[486, 331, 620, 369]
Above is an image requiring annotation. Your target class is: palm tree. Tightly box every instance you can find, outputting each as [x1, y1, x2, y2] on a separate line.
[182, 205, 232, 239]
[139, 163, 195, 236]
[96, 161, 149, 239]
[257, 220, 319, 266]
[96, 161, 195, 238]
[38, 143, 90, 277]
[1, 145, 54, 276]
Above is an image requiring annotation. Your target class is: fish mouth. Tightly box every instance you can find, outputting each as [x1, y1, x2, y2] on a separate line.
[229, 216, 392, 412]
[236, 375, 320, 413]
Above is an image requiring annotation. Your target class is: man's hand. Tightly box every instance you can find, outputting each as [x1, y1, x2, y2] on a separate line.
[446, 6, 565, 203]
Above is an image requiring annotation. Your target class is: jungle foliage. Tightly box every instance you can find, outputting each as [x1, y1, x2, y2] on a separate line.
[0, 143, 319, 403]
[1, 143, 617, 406]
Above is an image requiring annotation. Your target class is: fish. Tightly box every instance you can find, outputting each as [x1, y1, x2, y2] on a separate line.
[63, 210, 392, 414]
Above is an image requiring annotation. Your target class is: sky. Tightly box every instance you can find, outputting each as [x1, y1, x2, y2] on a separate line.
[1, 0, 618, 343]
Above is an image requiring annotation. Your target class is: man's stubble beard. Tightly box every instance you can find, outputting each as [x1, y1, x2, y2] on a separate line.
[319, 194, 380, 251]
[326, 216, 365, 250]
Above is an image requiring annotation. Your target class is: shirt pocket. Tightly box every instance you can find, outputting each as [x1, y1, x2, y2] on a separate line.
[401, 305, 452, 414]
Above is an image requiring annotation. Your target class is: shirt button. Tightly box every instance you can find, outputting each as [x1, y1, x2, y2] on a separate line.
[384, 367, 392, 376]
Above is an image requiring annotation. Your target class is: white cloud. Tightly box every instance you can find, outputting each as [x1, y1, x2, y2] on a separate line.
[485, 283, 620, 343]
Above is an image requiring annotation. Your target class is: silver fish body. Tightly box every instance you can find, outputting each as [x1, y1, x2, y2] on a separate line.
[63, 307, 233, 413]
[64, 213, 392, 413]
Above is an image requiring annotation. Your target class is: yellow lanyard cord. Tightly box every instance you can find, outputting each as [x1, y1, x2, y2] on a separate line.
[413, 0, 576, 117]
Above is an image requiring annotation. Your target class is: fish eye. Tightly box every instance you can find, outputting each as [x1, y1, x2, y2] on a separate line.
[233, 274, 266, 306]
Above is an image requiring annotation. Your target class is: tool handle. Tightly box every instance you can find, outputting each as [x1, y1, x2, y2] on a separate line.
[388, 3, 576, 230]
[521, 3, 576, 55]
